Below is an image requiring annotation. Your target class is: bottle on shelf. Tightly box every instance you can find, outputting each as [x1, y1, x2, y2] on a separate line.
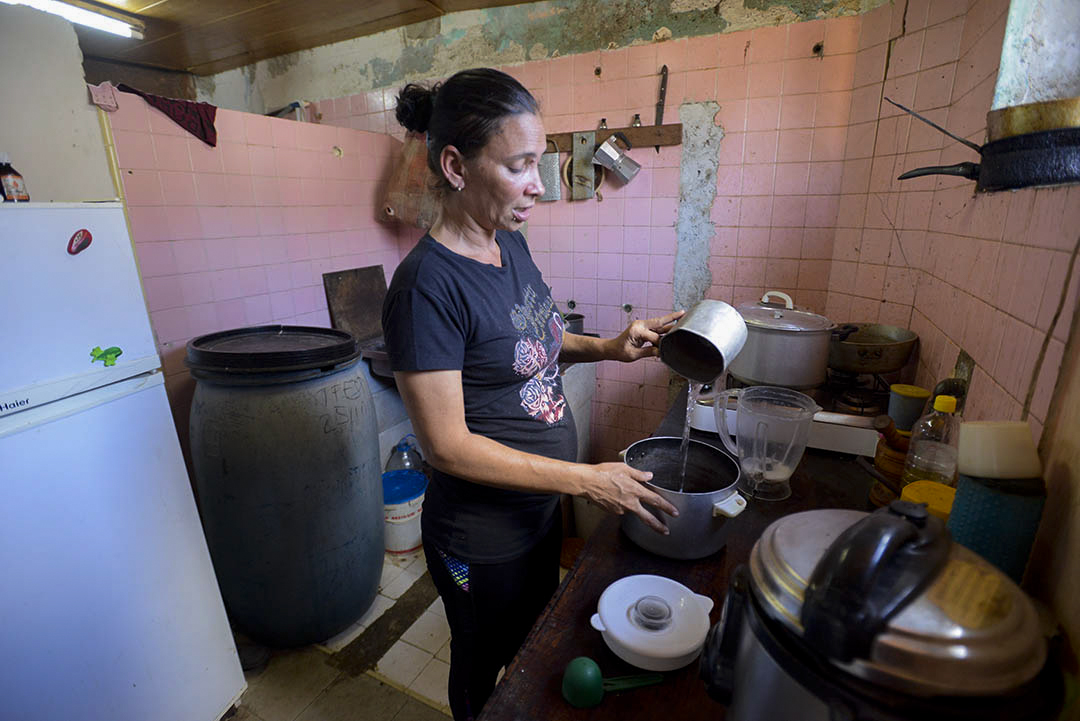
[0, 153, 30, 202]
[900, 395, 961, 489]
[385, 434, 423, 472]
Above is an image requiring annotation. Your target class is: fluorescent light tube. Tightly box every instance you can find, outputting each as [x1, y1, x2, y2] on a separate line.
[0, 0, 144, 39]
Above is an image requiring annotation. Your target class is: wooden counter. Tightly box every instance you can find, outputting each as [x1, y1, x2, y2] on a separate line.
[479, 388, 875, 720]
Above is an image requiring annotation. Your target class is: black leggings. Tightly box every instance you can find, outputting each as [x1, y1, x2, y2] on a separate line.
[423, 516, 562, 721]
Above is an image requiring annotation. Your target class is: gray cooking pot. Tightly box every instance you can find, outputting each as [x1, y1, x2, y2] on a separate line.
[727, 292, 835, 389]
[620, 437, 747, 560]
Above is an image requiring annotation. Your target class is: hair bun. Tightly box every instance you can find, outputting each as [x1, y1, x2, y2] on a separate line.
[394, 83, 435, 133]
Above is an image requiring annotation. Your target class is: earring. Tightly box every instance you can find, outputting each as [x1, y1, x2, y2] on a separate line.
[453, 184, 464, 192]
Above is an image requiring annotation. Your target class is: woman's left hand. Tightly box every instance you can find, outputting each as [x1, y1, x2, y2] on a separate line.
[608, 310, 685, 362]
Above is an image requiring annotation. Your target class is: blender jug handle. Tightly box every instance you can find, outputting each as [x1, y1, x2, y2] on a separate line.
[713, 389, 740, 456]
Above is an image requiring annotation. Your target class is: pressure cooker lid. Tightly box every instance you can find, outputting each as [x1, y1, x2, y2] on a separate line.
[748, 504, 1047, 697]
[736, 302, 834, 332]
[186, 325, 361, 373]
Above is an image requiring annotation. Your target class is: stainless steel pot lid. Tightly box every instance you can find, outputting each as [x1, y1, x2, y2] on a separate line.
[736, 302, 835, 332]
[747, 506, 1046, 696]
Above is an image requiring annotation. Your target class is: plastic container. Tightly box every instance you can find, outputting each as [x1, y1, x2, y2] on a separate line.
[957, 421, 1042, 479]
[385, 434, 423, 472]
[382, 469, 427, 555]
[887, 383, 930, 432]
[0, 153, 30, 202]
[186, 325, 383, 647]
[590, 574, 714, 671]
[900, 395, 960, 489]
[900, 480, 956, 521]
[947, 474, 1046, 583]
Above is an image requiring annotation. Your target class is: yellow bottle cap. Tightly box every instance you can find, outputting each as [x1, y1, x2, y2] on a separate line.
[933, 394, 957, 413]
[900, 481, 956, 521]
[890, 384, 930, 399]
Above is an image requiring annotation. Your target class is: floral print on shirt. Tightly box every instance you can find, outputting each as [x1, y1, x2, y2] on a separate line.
[509, 285, 566, 425]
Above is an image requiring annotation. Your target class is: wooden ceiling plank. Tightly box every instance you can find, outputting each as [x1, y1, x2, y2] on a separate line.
[185, 9, 439, 75]
[80, 0, 547, 76]
[119, 4, 436, 68]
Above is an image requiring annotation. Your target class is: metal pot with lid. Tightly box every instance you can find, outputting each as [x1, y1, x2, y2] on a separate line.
[700, 501, 1062, 720]
[727, 291, 836, 389]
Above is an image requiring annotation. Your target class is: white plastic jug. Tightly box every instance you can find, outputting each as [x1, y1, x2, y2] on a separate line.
[714, 386, 820, 501]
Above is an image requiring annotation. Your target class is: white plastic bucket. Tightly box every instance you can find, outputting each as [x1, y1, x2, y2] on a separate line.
[382, 470, 427, 555]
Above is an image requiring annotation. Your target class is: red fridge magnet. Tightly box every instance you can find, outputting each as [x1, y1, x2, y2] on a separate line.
[67, 229, 92, 255]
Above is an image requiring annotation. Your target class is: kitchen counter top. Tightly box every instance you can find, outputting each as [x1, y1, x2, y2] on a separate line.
[479, 384, 876, 721]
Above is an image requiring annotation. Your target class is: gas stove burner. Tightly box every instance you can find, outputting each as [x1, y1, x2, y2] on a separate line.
[827, 370, 864, 387]
[826, 370, 892, 394]
[835, 388, 882, 416]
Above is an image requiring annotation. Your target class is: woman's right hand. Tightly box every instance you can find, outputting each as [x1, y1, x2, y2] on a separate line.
[581, 463, 680, 535]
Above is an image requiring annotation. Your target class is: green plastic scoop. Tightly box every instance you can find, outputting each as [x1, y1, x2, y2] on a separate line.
[561, 656, 664, 708]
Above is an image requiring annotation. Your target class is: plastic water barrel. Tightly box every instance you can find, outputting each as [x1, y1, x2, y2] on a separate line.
[187, 325, 383, 647]
[382, 470, 427, 555]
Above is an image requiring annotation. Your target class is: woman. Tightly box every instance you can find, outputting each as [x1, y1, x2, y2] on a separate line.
[382, 68, 682, 721]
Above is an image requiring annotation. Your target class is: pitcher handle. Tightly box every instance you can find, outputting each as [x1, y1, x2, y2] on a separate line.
[713, 389, 740, 456]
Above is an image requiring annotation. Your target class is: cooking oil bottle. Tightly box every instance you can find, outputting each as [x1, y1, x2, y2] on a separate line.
[900, 395, 960, 489]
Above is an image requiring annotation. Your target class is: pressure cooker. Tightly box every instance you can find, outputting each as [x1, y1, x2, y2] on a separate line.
[699, 502, 1062, 720]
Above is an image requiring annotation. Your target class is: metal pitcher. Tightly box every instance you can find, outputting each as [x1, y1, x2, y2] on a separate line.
[658, 300, 748, 383]
[539, 139, 561, 202]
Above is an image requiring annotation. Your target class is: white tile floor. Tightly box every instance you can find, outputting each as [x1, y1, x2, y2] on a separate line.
[237, 544, 573, 720]
[317, 549, 453, 713]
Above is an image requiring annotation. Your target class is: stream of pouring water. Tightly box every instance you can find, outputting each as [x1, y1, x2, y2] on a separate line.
[678, 381, 703, 492]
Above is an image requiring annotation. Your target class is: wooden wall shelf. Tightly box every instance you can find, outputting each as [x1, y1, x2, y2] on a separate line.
[545, 123, 682, 151]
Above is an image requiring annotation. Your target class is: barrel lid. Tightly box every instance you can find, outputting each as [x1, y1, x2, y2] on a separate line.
[185, 325, 361, 373]
[382, 470, 428, 505]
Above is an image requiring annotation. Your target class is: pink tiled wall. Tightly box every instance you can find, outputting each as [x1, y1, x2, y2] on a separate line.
[211, 0, 1077, 460]
[107, 92, 409, 447]
[313, 17, 864, 460]
[823, 0, 1080, 441]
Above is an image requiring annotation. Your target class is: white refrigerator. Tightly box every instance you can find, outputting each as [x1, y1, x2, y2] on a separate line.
[0, 202, 245, 721]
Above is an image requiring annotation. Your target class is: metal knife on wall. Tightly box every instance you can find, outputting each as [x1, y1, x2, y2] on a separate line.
[655, 65, 668, 153]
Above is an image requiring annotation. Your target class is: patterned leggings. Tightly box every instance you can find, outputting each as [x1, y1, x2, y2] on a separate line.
[423, 516, 562, 721]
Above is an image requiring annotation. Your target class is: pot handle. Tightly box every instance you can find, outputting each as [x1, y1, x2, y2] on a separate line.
[694, 593, 715, 615]
[590, 613, 606, 632]
[832, 323, 859, 342]
[712, 491, 747, 518]
[760, 290, 794, 309]
[699, 565, 750, 705]
[713, 389, 740, 457]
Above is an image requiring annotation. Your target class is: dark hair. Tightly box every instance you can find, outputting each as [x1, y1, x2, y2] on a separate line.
[395, 68, 539, 188]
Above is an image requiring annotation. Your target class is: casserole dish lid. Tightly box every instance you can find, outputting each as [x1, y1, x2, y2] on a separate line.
[595, 575, 711, 661]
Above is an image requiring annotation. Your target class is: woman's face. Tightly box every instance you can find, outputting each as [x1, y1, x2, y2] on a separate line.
[460, 112, 547, 232]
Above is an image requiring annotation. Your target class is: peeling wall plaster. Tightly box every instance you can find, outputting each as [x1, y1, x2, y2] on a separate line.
[993, 0, 1080, 108]
[196, 0, 886, 113]
[673, 102, 725, 310]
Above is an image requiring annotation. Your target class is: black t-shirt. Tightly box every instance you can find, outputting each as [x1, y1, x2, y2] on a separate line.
[382, 230, 577, 563]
